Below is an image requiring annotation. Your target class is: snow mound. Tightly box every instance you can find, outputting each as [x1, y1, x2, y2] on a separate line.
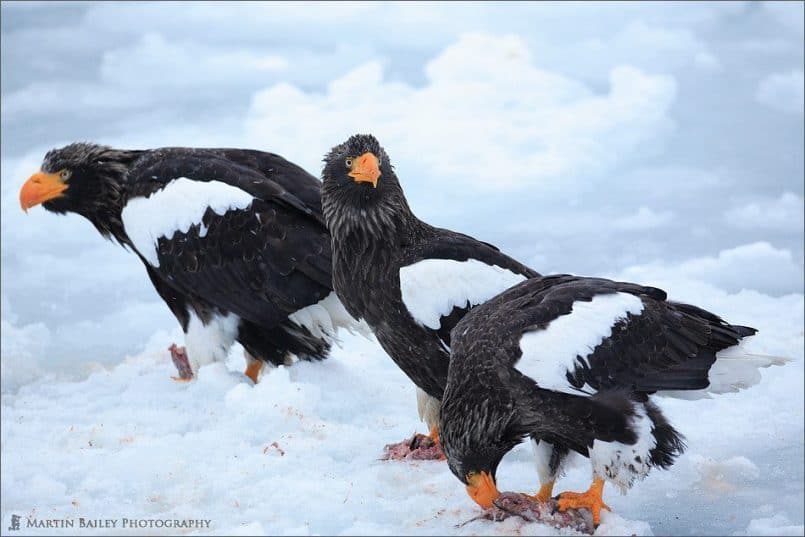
[1, 284, 803, 535]
[739, 514, 804, 536]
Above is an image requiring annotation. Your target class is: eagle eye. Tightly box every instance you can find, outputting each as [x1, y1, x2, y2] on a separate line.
[60, 169, 72, 181]
[345, 157, 353, 168]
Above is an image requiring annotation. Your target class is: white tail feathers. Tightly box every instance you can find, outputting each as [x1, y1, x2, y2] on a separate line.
[288, 292, 373, 345]
[706, 349, 791, 394]
[660, 338, 792, 400]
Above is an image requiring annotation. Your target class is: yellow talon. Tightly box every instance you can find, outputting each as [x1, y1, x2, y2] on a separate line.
[244, 360, 264, 383]
[556, 478, 609, 526]
[528, 480, 555, 502]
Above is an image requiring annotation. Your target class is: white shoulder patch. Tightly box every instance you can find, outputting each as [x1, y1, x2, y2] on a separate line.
[515, 292, 644, 394]
[121, 177, 254, 266]
[399, 258, 527, 330]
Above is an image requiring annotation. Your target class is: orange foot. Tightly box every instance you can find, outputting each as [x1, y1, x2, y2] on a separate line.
[244, 360, 264, 383]
[557, 478, 609, 526]
[527, 481, 555, 503]
[429, 425, 447, 461]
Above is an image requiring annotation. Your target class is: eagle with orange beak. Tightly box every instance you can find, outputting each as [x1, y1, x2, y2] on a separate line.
[20, 143, 362, 382]
[321, 134, 540, 459]
[439, 274, 788, 526]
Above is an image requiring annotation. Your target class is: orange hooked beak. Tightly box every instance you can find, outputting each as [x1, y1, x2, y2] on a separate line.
[348, 152, 381, 188]
[466, 471, 500, 509]
[19, 171, 68, 212]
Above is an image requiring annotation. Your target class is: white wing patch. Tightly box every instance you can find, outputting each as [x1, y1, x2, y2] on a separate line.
[121, 177, 254, 266]
[288, 292, 371, 342]
[515, 292, 644, 394]
[399, 259, 527, 330]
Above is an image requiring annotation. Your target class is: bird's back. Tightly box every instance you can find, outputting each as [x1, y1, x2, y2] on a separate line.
[450, 274, 761, 398]
[121, 146, 337, 331]
[126, 147, 325, 222]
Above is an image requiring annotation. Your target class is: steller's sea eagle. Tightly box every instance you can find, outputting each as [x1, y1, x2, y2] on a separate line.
[20, 143, 362, 382]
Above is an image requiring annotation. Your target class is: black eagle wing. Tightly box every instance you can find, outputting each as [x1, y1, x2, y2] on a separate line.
[575, 298, 756, 394]
[405, 228, 541, 279]
[124, 148, 332, 328]
[128, 147, 325, 226]
[471, 275, 754, 396]
[399, 228, 541, 346]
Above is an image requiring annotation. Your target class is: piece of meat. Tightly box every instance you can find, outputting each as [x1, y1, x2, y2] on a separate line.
[169, 344, 193, 380]
[381, 433, 445, 461]
[457, 492, 594, 534]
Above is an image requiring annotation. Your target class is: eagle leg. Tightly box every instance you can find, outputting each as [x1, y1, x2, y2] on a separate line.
[169, 344, 193, 381]
[244, 360, 264, 383]
[527, 480, 555, 502]
[556, 478, 609, 526]
[428, 425, 447, 461]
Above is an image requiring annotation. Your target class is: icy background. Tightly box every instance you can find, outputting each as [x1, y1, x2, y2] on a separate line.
[1, 2, 803, 535]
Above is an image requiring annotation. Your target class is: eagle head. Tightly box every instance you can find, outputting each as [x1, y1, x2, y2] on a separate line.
[440, 377, 524, 510]
[322, 133, 388, 190]
[20, 142, 140, 241]
[321, 134, 416, 240]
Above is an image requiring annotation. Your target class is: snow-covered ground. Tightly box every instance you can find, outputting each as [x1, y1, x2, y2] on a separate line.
[2, 4, 803, 535]
[1, 276, 802, 536]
